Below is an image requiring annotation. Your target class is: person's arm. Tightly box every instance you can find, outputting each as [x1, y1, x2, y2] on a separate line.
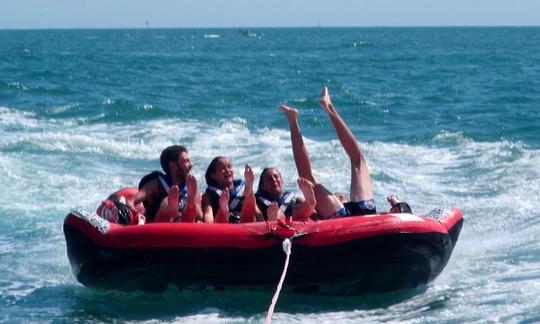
[387, 195, 413, 214]
[201, 193, 215, 223]
[127, 179, 158, 223]
[193, 193, 205, 222]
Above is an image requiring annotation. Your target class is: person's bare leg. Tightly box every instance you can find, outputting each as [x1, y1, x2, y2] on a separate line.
[293, 177, 316, 221]
[281, 104, 344, 219]
[215, 188, 230, 223]
[280, 105, 315, 182]
[240, 164, 258, 223]
[320, 86, 374, 201]
[181, 174, 199, 222]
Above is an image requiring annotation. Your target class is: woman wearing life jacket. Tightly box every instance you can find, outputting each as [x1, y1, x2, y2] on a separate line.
[255, 167, 316, 221]
[202, 156, 259, 223]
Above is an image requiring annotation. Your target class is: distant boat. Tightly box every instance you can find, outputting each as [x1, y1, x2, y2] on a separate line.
[204, 34, 220, 39]
[237, 29, 257, 37]
[145, 19, 149, 28]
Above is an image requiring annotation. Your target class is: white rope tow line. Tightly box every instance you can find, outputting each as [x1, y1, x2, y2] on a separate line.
[265, 238, 292, 324]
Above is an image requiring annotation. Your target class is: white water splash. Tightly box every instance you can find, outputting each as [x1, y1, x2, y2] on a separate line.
[0, 106, 539, 322]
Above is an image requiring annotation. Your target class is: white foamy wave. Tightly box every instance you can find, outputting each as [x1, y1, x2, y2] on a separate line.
[0, 109, 196, 161]
[372, 132, 538, 230]
[0, 106, 39, 128]
[45, 103, 80, 115]
[1, 110, 538, 323]
[0, 110, 538, 238]
[168, 313, 245, 323]
[7, 82, 29, 91]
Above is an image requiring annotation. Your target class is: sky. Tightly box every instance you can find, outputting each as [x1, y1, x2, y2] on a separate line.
[1, 0, 540, 29]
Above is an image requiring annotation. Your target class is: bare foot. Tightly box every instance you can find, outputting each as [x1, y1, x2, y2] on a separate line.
[297, 177, 316, 208]
[219, 188, 230, 213]
[387, 195, 400, 206]
[154, 185, 180, 222]
[186, 173, 198, 204]
[214, 188, 231, 223]
[244, 164, 254, 195]
[168, 185, 180, 207]
[280, 104, 299, 122]
[165, 185, 180, 220]
[267, 202, 279, 221]
[319, 86, 335, 113]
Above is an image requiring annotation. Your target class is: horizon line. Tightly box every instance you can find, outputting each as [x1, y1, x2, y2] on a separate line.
[1, 24, 540, 31]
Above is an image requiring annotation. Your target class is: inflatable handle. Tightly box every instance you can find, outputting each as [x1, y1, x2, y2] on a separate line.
[269, 218, 296, 239]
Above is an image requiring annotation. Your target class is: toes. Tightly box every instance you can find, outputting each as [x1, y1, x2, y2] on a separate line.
[168, 185, 180, 206]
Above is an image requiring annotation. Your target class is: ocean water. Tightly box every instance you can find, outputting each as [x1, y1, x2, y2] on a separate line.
[0, 27, 539, 323]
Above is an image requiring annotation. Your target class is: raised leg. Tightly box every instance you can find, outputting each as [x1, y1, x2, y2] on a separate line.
[280, 105, 315, 182]
[281, 104, 344, 219]
[293, 177, 316, 221]
[319, 86, 374, 201]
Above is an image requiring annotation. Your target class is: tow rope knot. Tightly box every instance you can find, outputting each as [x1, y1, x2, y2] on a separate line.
[271, 218, 297, 239]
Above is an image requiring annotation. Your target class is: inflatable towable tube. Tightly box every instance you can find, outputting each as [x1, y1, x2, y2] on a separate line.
[64, 188, 464, 294]
[96, 187, 143, 225]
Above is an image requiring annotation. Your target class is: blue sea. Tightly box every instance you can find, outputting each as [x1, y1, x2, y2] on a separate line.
[0, 27, 539, 323]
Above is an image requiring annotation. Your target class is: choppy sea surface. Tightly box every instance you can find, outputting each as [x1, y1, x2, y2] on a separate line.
[0, 27, 539, 323]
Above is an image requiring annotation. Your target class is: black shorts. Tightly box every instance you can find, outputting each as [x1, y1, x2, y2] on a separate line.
[344, 199, 377, 216]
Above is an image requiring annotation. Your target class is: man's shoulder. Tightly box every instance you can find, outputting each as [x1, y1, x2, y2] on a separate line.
[139, 171, 164, 193]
